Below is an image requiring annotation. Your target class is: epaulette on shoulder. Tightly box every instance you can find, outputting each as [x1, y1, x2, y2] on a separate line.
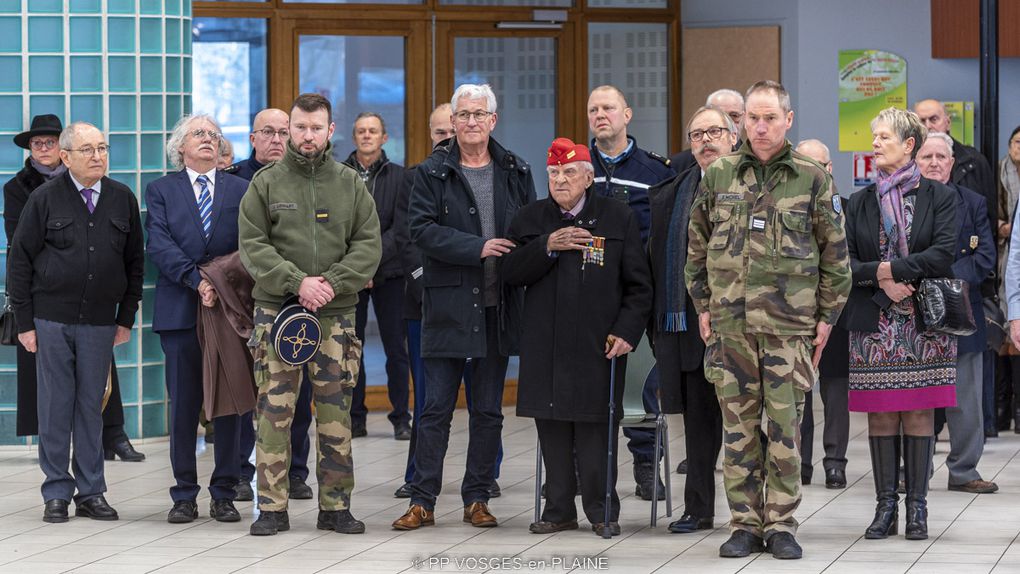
[645, 150, 671, 167]
[223, 164, 240, 174]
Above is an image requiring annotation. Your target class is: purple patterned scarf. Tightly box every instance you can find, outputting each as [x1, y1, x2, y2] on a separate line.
[876, 160, 920, 260]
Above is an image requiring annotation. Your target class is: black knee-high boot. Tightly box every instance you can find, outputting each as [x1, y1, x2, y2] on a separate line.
[903, 435, 934, 540]
[865, 436, 900, 539]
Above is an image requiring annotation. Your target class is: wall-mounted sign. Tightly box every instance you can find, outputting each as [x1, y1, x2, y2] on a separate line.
[853, 152, 877, 188]
[839, 50, 908, 152]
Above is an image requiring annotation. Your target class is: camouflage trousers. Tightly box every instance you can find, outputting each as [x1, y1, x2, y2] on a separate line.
[704, 331, 813, 537]
[252, 306, 361, 512]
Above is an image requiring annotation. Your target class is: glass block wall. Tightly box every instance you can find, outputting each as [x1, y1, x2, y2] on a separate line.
[0, 0, 192, 444]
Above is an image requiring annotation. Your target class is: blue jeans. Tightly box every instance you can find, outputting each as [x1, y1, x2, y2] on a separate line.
[410, 308, 508, 509]
[403, 319, 503, 484]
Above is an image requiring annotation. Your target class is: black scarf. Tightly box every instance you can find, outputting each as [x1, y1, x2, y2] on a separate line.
[661, 170, 699, 332]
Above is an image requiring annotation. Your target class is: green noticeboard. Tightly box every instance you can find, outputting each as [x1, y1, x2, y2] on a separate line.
[838, 49, 908, 152]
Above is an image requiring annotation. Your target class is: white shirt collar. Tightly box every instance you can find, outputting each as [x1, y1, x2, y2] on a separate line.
[68, 172, 102, 195]
[186, 167, 217, 190]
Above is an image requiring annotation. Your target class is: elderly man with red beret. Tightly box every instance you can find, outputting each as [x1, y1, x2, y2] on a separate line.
[502, 138, 653, 537]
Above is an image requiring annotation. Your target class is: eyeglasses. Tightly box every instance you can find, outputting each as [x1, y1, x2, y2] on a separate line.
[454, 110, 493, 123]
[190, 129, 221, 141]
[30, 139, 58, 151]
[547, 166, 584, 180]
[255, 127, 289, 140]
[688, 126, 729, 143]
[66, 145, 110, 157]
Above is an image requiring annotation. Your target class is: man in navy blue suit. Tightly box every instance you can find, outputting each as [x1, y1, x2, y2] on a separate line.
[145, 114, 249, 524]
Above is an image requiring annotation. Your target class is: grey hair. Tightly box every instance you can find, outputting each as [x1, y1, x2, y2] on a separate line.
[745, 80, 792, 113]
[924, 131, 955, 157]
[59, 121, 100, 151]
[706, 89, 744, 107]
[451, 84, 497, 114]
[870, 107, 927, 159]
[166, 114, 221, 170]
[795, 139, 831, 163]
[547, 160, 594, 174]
[218, 137, 233, 156]
[353, 111, 386, 135]
[685, 106, 737, 140]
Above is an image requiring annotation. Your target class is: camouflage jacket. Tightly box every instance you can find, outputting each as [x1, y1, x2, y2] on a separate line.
[684, 140, 851, 336]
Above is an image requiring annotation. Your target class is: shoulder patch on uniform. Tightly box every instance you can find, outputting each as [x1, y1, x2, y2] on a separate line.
[223, 164, 240, 174]
[646, 150, 670, 166]
[832, 195, 842, 214]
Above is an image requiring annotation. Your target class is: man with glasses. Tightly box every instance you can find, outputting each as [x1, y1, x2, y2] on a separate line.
[650, 106, 734, 535]
[145, 114, 250, 525]
[4, 114, 145, 465]
[394, 83, 535, 531]
[240, 93, 381, 536]
[8, 122, 144, 524]
[226, 107, 315, 504]
[587, 84, 675, 502]
[670, 89, 745, 183]
[227, 108, 290, 181]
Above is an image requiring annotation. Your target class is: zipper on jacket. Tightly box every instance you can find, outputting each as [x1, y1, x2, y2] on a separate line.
[311, 162, 318, 273]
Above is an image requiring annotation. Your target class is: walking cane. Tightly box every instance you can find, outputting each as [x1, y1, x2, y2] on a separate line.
[603, 354, 617, 539]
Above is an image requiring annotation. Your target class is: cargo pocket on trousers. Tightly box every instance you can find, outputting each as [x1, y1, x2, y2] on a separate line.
[790, 335, 816, 393]
[339, 327, 363, 389]
[249, 323, 270, 390]
[703, 336, 725, 386]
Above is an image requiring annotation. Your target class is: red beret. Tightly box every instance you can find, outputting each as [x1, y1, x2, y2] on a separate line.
[547, 137, 590, 166]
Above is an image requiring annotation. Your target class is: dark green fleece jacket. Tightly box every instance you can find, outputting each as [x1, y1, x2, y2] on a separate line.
[239, 141, 381, 317]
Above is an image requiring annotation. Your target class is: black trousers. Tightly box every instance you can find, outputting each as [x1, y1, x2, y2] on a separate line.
[352, 279, 411, 427]
[800, 376, 850, 479]
[535, 418, 619, 524]
[679, 367, 722, 517]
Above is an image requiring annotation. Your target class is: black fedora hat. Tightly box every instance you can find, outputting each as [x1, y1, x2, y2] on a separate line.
[14, 114, 63, 149]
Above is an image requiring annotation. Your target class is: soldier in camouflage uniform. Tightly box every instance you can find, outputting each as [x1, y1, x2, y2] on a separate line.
[685, 81, 851, 560]
[239, 93, 381, 536]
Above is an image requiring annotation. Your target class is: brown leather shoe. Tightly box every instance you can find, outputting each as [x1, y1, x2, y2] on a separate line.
[392, 504, 435, 530]
[948, 479, 999, 494]
[529, 520, 578, 534]
[463, 502, 498, 527]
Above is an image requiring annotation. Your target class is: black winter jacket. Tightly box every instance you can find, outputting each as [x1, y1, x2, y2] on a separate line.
[408, 137, 536, 358]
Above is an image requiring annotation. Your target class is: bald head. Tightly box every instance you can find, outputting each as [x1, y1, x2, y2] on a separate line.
[706, 89, 745, 133]
[429, 103, 454, 147]
[250, 108, 289, 163]
[913, 99, 951, 135]
[795, 139, 831, 173]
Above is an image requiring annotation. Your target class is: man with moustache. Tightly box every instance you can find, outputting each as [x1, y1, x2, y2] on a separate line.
[650, 106, 733, 534]
[670, 89, 746, 174]
[342, 112, 411, 441]
[240, 93, 381, 536]
[686, 81, 851, 559]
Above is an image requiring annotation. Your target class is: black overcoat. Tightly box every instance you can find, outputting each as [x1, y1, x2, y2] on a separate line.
[502, 190, 652, 423]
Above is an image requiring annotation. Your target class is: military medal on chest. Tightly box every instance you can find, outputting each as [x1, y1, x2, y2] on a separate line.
[583, 236, 606, 268]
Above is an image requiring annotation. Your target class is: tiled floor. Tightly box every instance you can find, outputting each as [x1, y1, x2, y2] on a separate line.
[1, 404, 1020, 573]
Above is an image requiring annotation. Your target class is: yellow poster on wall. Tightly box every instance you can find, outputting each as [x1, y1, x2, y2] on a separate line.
[838, 50, 908, 152]
[943, 101, 976, 147]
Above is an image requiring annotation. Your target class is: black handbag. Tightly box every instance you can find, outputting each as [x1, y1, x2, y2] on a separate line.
[914, 278, 977, 336]
[0, 292, 16, 346]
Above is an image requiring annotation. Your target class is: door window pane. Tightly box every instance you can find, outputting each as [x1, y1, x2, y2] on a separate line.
[454, 37, 556, 194]
[587, 0, 665, 8]
[287, 0, 421, 4]
[588, 22, 669, 156]
[299, 35, 406, 165]
[192, 18, 267, 161]
[441, 0, 570, 6]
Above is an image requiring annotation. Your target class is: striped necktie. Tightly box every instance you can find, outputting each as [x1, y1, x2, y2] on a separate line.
[196, 175, 212, 239]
